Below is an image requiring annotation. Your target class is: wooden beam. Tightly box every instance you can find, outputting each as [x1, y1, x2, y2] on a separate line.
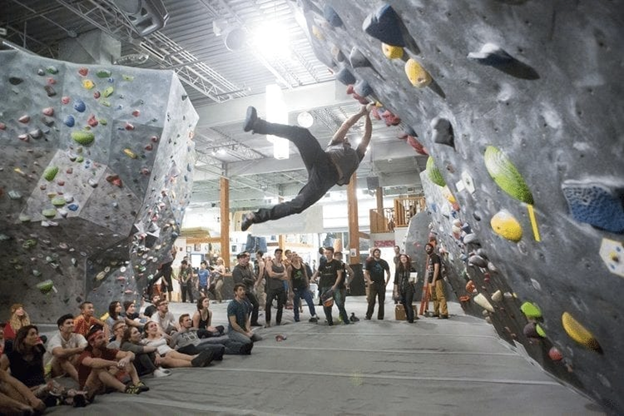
[220, 177, 231, 269]
[347, 173, 360, 264]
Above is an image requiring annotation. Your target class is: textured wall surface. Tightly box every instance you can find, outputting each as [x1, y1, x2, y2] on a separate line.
[0, 50, 197, 322]
[299, 1, 624, 414]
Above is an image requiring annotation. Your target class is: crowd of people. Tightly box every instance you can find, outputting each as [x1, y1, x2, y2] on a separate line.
[0, 242, 448, 415]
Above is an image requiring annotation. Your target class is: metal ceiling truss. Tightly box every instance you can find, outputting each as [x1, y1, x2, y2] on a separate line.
[53, 0, 246, 103]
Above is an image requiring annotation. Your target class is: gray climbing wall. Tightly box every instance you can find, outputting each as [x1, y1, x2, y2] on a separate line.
[0, 50, 197, 322]
[298, 1, 624, 414]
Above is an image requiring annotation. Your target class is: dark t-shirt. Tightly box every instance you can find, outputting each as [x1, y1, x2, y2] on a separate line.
[318, 259, 341, 287]
[427, 252, 442, 284]
[290, 264, 307, 290]
[232, 264, 255, 291]
[365, 258, 390, 283]
[77, 347, 119, 389]
[267, 260, 285, 291]
[227, 298, 250, 332]
[7, 348, 46, 387]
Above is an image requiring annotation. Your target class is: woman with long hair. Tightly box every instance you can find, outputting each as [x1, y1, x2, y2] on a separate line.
[0, 326, 87, 407]
[122, 301, 145, 330]
[209, 258, 228, 303]
[393, 254, 419, 323]
[120, 327, 169, 377]
[192, 297, 224, 337]
[3, 305, 31, 352]
[142, 321, 213, 368]
[105, 301, 123, 333]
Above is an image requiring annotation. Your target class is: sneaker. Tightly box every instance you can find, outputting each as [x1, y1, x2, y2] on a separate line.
[192, 350, 214, 367]
[439, 315, 449, 319]
[243, 106, 258, 132]
[240, 343, 254, 355]
[135, 381, 150, 392]
[124, 384, 141, 395]
[72, 393, 88, 408]
[308, 316, 318, 323]
[153, 368, 171, 378]
[241, 213, 255, 232]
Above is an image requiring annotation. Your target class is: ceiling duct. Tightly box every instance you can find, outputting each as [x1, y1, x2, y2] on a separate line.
[110, 0, 169, 37]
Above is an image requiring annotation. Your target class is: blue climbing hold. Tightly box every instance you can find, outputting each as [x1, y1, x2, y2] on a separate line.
[74, 100, 86, 113]
[354, 80, 373, 97]
[562, 181, 624, 234]
[64, 115, 75, 127]
[67, 203, 79, 211]
[335, 66, 356, 85]
[323, 5, 343, 27]
[362, 4, 405, 47]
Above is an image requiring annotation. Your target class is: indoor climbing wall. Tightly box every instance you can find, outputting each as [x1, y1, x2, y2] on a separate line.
[297, 1, 624, 413]
[0, 50, 197, 322]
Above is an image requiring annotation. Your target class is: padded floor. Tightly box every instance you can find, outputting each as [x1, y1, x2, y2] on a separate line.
[47, 296, 604, 415]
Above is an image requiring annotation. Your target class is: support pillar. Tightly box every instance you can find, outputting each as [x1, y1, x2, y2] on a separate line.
[347, 174, 360, 264]
[220, 177, 231, 269]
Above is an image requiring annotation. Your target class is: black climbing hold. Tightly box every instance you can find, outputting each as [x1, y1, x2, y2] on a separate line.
[354, 79, 373, 97]
[323, 4, 343, 27]
[349, 47, 371, 68]
[363, 3, 405, 47]
[431, 117, 455, 148]
[335, 66, 356, 85]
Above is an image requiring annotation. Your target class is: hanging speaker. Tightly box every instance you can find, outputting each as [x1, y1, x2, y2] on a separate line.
[111, 0, 169, 37]
[366, 177, 380, 191]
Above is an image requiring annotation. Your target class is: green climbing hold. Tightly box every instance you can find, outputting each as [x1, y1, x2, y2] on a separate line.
[36, 279, 55, 294]
[42, 209, 57, 218]
[520, 301, 542, 319]
[101, 100, 111, 107]
[46, 66, 59, 74]
[76, 156, 84, 163]
[426, 157, 446, 187]
[51, 196, 66, 207]
[484, 146, 534, 204]
[535, 323, 547, 338]
[32, 269, 42, 277]
[43, 166, 59, 181]
[103, 86, 114, 98]
[122, 75, 134, 81]
[96, 69, 112, 78]
[22, 239, 37, 249]
[99, 118, 108, 125]
[71, 131, 95, 145]
[19, 214, 31, 223]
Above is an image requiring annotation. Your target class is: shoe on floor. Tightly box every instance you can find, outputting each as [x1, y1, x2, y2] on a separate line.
[153, 367, 171, 377]
[192, 350, 214, 367]
[124, 384, 141, 395]
[439, 315, 449, 319]
[241, 212, 256, 232]
[135, 381, 150, 392]
[240, 343, 253, 355]
[243, 106, 258, 132]
[309, 316, 318, 323]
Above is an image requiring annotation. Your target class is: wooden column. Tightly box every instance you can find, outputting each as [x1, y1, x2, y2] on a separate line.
[347, 174, 360, 264]
[376, 186, 383, 215]
[220, 177, 231, 269]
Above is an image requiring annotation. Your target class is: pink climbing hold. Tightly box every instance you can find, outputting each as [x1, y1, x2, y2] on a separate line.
[61, 96, 70, 104]
[125, 122, 135, 130]
[42, 107, 54, 116]
[87, 114, 98, 127]
[78, 67, 88, 76]
[0, 123, 6, 130]
[132, 110, 140, 117]
[18, 115, 30, 123]
[549, 347, 563, 361]
[93, 91, 101, 99]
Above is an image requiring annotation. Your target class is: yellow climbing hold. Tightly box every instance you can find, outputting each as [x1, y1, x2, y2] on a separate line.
[441, 185, 456, 204]
[382, 43, 403, 59]
[124, 148, 138, 159]
[82, 79, 95, 90]
[491, 210, 523, 242]
[404, 58, 432, 88]
[562, 312, 600, 350]
[312, 25, 324, 40]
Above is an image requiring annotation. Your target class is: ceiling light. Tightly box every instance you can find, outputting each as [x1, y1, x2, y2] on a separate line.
[297, 111, 314, 128]
[253, 23, 290, 58]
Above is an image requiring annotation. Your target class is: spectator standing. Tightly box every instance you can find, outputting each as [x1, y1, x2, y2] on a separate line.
[364, 248, 391, 320]
[232, 252, 261, 327]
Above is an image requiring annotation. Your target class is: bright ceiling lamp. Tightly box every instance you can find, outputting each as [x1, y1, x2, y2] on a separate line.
[253, 23, 290, 58]
[265, 84, 289, 160]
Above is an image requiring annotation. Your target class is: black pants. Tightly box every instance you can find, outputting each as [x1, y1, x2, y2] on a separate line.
[265, 286, 286, 324]
[252, 121, 339, 224]
[400, 285, 415, 323]
[366, 282, 386, 320]
[151, 262, 173, 297]
[246, 291, 260, 325]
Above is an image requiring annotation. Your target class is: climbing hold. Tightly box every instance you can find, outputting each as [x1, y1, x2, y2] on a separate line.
[562, 181, 624, 233]
[431, 117, 454, 148]
[354, 80, 373, 97]
[311, 25, 324, 41]
[349, 47, 371, 68]
[132, 110, 140, 117]
[43, 166, 59, 181]
[404, 59, 432, 88]
[9, 76, 23, 85]
[491, 290, 503, 302]
[491, 210, 523, 242]
[548, 347, 563, 361]
[122, 74, 134, 81]
[42, 208, 57, 218]
[87, 114, 98, 127]
[484, 146, 534, 204]
[523, 322, 540, 338]
[103, 86, 114, 97]
[363, 3, 405, 47]
[426, 157, 446, 187]
[8, 190, 22, 200]
[473, 293, 494, 312]
[63, 115, 75, 127]
[46, 66, 59, 74]
[51, 197, 66, 207]
[18, 115, 30, 123]
[468, 43, 514, 66]
[0, 123, 5, 130]
[68, 203, 79, 211]
[323, 4, 343, 27]
[44, 85, 56, 97]
[42, 107, 54, 116]
[382, 43, 403, 59]
[599, 238, 624, 277]
[74, 100, 86, 112]
[520, 301, 542, 319]
[465, 280, 476, 293]
[535, 324, 547, 338]
[106, 175, 123, 187]
[71, 131, 95, 145]
[29, 128, 43, 139]
[468, 255, 487, 267]
[82, 79, 95, 90]
[407, 135, 427, 155]
[123, 148, 138, 159]
[335, 66, 356, 85]
[36, 280, 55, 295]
[62, 96, 70, 104]
[562, 312, 600, 351]
[96, 69, 112, 78]
[78, 67, 88, 76]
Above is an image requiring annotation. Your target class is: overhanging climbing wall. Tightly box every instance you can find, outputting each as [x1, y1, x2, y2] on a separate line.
[297, 1, 624, 413]
[0, 50, 197, 322]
